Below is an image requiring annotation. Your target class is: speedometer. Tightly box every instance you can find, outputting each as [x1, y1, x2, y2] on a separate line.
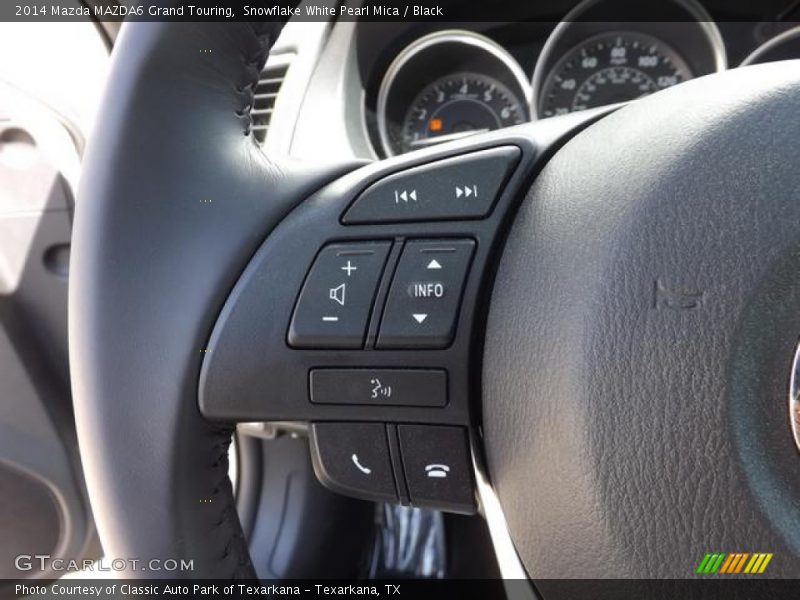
[538, 32, 693, 118]
[399, 73, 526, 154]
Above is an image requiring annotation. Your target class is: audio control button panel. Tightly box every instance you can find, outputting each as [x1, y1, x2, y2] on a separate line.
[198, 128, 557, 514]
[199, 138, 539, 515]
[342, 146, 520, 224]
[288, 238, 474, 352]
[288, 241, 390, 349]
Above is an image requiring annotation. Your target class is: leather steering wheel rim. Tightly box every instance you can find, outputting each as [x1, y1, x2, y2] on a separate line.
[69, 20, 354, 577]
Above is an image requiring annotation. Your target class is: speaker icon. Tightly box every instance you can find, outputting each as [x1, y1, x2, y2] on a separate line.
[329, 283, 346, 306]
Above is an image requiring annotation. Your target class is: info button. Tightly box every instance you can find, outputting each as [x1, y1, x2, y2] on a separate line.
[378, 239, 475, 349]
[310, 368, 447, 408]
[408, 281, 447, 299]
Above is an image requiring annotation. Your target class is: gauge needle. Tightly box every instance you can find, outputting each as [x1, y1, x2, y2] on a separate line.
[409, 129, 491, 147]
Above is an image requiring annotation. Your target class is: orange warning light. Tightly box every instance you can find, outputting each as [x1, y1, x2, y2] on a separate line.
[429, 118, 443, 132]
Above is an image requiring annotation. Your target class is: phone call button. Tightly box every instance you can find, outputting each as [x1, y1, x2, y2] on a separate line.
[309, 422, 398, 504]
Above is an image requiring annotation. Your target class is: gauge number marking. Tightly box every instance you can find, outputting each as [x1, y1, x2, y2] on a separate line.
[539, 32, 693, 118]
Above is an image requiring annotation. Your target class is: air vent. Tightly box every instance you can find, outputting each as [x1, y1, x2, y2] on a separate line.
[252, 56, 292, 145]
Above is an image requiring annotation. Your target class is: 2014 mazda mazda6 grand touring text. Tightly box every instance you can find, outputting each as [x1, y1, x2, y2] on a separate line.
[2, 0, 800, 598]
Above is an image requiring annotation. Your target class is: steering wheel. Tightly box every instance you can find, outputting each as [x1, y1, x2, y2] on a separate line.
[71, 20, 800, 583]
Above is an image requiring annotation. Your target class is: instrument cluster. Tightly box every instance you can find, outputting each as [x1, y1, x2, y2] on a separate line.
[369, 0, 800, 156]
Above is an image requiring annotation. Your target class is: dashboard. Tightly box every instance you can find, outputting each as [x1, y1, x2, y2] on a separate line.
[357, 0, 800, 157]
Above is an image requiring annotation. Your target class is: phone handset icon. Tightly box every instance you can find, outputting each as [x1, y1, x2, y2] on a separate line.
[424, 464, 450, 479]
[351, 454, 372, 475]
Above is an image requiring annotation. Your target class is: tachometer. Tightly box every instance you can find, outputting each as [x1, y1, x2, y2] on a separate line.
[376, 30, 531, 156]
[399, 73, 526, 154]
[538, 32, 693, 118]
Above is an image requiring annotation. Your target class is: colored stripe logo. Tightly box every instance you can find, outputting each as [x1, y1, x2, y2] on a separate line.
[696, 552, 773, 574]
